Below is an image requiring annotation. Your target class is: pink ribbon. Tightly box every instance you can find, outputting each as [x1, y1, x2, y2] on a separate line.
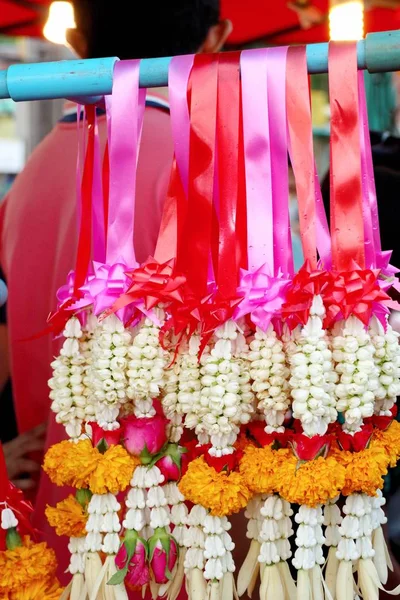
[57, 270, 94, 311]
[106, 60, 146, 267]
[358, 72, 399, 290]
[168, 55, 194, 196]
[234, 264, 291, 331]
[267, 47, 293, 277]
[240, 49, 273, 273]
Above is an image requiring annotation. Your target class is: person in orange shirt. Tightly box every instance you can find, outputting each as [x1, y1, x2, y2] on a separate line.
[0, 0, 232, 585]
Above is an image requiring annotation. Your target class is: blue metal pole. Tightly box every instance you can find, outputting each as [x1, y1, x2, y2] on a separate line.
[0, 30, 399, 102]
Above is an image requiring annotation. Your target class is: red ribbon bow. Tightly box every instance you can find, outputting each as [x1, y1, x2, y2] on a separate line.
[281, 262, 331, 330]
[323, 264, 390, 328]
[107, 258, 186, 318]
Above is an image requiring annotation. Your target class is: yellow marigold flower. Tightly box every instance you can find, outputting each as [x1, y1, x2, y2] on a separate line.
[43, 440, 100, 488]
[0, 538, 58, 595]
[179, 456, 251, 516]
[239, 445, 277, 494]
[88, 445, 139, 495]
[10, 580, 63, 600]
[371, 420, 400, 468]
[45, 495, 87, 538]
[341, 446, 389, 496]
[275, 456, 345, 507]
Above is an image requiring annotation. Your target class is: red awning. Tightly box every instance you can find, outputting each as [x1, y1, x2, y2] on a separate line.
[0, 0, 399, 45]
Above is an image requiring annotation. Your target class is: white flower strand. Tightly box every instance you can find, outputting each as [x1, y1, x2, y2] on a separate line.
[124, 466, 166, 539]
[49, 317, 88, 439]
[237, 497, 265, 598]
[336, 493, 374, 563]
[127, 312, 169, 417]
[292, 505, 325, 571]
[163, 336, 201, 443]
[1, 507, 18, 530]
[323, 495, 342, 549]
[370, 317, 400, 416]
[258, 495, 293, 566]
[90, 314, 132, 430]
[164, 482, 188, 547]
[186, 320, 254, 456]
[288, 296, 337, 437]
[249, 325, 291, 433]
[333, 316, 379, 433]
[203, 515, 235, 582]
[85, 493, 122, 556]
[184, 505, 208, 573]
[68, 537, 87, 575]
[323, 496, 343, 599]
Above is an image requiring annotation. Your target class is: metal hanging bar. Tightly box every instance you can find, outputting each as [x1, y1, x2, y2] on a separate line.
[0, 29, 400, 103]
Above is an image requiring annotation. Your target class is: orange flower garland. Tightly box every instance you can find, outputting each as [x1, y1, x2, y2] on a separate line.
[179, 456, 251, 516]
[275, 453, 346, 507]
[43, 440, 139, 494]
[371, 420, 400, 468]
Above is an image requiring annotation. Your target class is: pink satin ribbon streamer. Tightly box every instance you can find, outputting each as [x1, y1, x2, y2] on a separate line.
[267, 47, 293, 277]
[240, 49, 274, 273]
[240, 50, 274, 273]
[168, 55, 194, 196]
[92, 111, 105, 262]
[106, 60, 146, 266]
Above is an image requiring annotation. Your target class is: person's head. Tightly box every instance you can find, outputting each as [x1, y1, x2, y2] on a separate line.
[67, 0, 232, 59]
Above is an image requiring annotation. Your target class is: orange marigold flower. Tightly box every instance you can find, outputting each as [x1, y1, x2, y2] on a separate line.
[0, 538, 58, 595]
[45, 495, 87, 538]
[88, 445, 139, 495]
[10, 580, 63, 600]
[371, 420, 400, 468]
[341, 446, 389, 496]
[239, 445, 278, 494]
[275, 456, 345, 507]
[179, 456, 251, 516]
[43, 440, 100, 488]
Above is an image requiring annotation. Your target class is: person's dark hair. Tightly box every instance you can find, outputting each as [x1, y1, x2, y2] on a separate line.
[72, 0, 220, 59]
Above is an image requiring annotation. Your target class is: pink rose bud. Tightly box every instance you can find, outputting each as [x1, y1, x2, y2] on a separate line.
[121, 414, 168, 460]
[149, 528, 178, 584]
[110, 531, 150, 589]
[89, 422, 121, 451]
[156, 444, 189, 482]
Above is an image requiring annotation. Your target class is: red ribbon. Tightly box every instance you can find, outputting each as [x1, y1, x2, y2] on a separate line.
[286, 46, 317, 270]
[216, 53, 241, 299]
[74, 105, 95, 295]
[322, 266, 390, 328]
[329, 43, 365, 271]
[181, 54, 219, 299]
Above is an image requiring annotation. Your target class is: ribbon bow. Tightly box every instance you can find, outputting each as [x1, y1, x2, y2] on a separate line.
[108, 258, 186, 317]
[323, 264, 391, 328]
[234, 264, 291, 331]
[281, 261, 331, 330]
[88, 259, 133, 321]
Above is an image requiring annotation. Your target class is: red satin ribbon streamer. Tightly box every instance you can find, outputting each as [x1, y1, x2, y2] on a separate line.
[73, 105, 95, 295]
[286, 46, 317, 270]
[329, 43, 365, 271]
[102, 141, 110, 241]
[236, 91, 248, 271]
[216, 53, 241, 298]
[182, 54, 219, 298]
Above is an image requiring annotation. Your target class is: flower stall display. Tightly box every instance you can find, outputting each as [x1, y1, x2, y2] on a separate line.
[28, 39, 400, 600]
[0, 444, 63, 600]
